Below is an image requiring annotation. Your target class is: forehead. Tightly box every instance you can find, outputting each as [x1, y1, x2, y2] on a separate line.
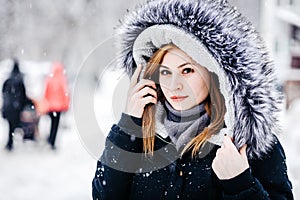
[161, 48, 193, 68]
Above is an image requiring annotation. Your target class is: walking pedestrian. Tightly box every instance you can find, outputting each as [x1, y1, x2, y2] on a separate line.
[42, 62, 70, 149]
[1, 59, 27, 150]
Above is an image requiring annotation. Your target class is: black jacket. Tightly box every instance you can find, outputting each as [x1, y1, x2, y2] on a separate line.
[92, 114, 293, 200]
[2, 65, 27, 122]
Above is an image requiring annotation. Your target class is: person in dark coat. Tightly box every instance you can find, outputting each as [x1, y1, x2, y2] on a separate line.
[92, 0, 293, 199]
[1, 59, 27, 150]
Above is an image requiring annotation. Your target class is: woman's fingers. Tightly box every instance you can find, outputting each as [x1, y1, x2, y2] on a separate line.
[131, 79, 157, 94]
[130, 86, 157, 104]
[126, 90, 157, 118]
[212, 135, 249, 180]
[138, 86, 157, 98]
[239, 144, 248, 160]
[130, 64, 143, 88]
[125, 64, 158, 118]
[141, 95, 157, 105]
[221, 135, 235, 149]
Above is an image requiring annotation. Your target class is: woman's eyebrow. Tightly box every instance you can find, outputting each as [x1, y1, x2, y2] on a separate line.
[177, 62, 192, 68]
[159, 65, 169, 69]
[159, 62, 192, 69]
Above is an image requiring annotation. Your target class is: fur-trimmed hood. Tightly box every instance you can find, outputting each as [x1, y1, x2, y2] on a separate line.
[115, 0, 281, 159]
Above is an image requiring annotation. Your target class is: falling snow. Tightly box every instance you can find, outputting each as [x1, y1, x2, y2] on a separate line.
[0, 1, 299, 200]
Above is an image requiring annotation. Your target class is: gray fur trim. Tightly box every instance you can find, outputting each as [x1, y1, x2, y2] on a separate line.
[115, 0, 281, 159]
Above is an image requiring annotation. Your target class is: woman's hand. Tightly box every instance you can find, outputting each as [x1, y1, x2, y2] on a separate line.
[212, 135, 249, 180]
[124, 64, 157, 118]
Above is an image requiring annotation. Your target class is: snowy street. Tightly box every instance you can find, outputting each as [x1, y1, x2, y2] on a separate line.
[0, 111, 96, 200]
[0, 63, 97, 199]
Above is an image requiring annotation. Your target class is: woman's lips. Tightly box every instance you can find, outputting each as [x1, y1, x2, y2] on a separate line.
[170, 96, 188, 102]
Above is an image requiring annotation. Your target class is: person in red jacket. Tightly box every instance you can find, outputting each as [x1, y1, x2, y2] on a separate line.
[43, 62, 70, 149]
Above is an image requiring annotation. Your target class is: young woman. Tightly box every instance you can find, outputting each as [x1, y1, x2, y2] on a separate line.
[92, 0, 293, 199]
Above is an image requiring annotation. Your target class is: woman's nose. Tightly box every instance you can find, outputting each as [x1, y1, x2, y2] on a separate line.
[170, 76, 183, 91]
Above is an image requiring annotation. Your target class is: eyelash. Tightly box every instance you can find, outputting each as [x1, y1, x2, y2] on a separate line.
[182, 67, 194, 74]
[160, 69, 171, 76]
[160, 67, 194, 76]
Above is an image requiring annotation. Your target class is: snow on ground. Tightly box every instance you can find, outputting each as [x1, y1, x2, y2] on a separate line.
[0, 111, 96, 200]
[280, 99, 300, 200]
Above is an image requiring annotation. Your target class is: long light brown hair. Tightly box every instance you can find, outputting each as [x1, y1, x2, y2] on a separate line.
[142, 44, 226, 157]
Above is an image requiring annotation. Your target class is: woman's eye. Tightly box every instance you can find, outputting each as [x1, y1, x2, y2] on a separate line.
[160, 69, 171, 76]
[182, 68, 194, 74]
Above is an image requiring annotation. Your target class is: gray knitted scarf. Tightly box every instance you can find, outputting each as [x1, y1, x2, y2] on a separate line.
[162, 101, 210, 151]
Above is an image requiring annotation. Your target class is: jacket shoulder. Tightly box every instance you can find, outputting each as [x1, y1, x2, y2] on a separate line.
[250, 136, 293, 199]
[250, 136, 287, 171]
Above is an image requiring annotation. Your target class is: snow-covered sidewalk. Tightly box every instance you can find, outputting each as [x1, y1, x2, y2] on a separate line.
[0, 112, 96, 200]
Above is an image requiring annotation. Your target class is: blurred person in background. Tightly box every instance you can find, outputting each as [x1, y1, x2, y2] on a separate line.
[1, 59, 28, 151]
[20, 98, 39, 141]
[40, 62, 70, 149]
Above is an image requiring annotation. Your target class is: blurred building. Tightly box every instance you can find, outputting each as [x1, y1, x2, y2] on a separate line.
[260, 0, 300, 109]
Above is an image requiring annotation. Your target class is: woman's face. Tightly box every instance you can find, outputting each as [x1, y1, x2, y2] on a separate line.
[159, 47, 210, 110]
